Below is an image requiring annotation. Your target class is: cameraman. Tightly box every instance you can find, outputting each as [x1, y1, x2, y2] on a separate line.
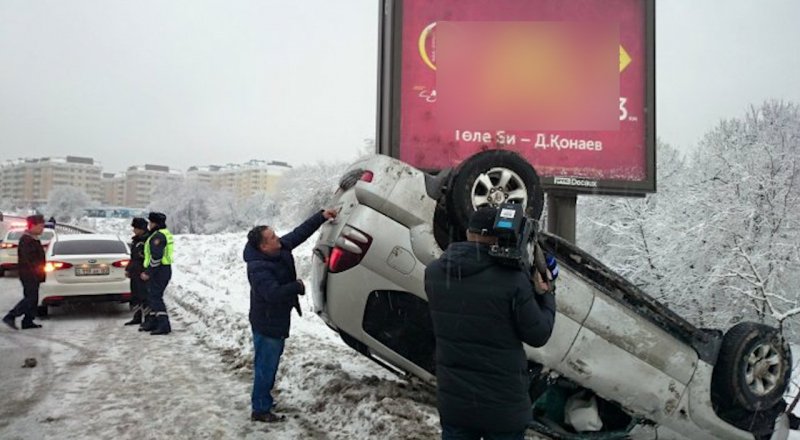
[424, 206, 556, 440]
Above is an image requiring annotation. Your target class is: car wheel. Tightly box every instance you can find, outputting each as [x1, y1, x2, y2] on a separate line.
[0, 268, 4, 278]
[712, 322, 791, 412]
[445, 150, 544, 239]
[37, 305, 48, 318]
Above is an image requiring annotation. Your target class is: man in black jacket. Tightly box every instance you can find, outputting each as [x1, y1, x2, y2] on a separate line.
[123, 217, 150, 326]
[424, 207, 557, 440]
[3, 215, 47, 330]
[243, 208, 337, 423]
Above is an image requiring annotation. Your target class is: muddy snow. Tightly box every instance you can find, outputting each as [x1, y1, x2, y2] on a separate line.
[2, 227, 797, 439]
[0, 231, 442, 440]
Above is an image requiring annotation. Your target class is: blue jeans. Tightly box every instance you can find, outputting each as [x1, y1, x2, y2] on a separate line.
[252, 330, 285, 413]
[441, 423, 525, 440]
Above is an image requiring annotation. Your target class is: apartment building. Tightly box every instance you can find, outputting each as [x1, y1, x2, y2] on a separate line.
[124, 164, 184, 208]
[0, 156, 102, 205]
[100, 172, 126, 206]
[186, 160, 291, 201]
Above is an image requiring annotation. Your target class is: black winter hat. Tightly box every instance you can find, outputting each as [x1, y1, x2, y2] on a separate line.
[131, 217, 148, 230]
[148, 212, 167, 225]
[467, 206, 498, 235]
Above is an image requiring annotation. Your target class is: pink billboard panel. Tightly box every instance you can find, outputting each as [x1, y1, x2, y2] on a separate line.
[382, 0, 655, 194]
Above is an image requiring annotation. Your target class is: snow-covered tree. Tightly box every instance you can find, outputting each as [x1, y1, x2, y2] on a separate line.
[46, 186, 92, 222]
[149, 181, 220, 234]
[273, 162, 346, 230]
[577, 101, 800, 335]
[687, 101, 800, 329]
[231, 192, 278, 229]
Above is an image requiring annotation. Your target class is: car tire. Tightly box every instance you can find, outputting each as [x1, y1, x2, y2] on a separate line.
[712, 322, 791, 412]
[445, 150, 544, 239]
[37, 305, 48, 318]
[0, 268, 4, 278]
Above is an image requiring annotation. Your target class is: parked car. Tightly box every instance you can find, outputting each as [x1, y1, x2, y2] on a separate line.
[38, 233, 131, 316]
[0, 228, 56, 277]
[311, 151, 792, 440]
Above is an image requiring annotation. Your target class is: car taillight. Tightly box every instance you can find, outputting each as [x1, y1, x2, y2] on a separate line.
[45, 261, 73, 272]
[360, 170, 374, 183]
[0, 243, 17, 249]
[328, 226, 372, 273]
[112, 260, 130, 268]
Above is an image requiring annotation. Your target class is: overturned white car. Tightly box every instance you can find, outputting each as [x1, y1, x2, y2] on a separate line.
[311, 151, 792, 439]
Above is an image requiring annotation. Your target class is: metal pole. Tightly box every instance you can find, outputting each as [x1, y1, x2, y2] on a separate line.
[546, 194, 577, 243]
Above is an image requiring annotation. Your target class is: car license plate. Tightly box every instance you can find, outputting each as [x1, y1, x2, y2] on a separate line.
[75, 265, 109, 276]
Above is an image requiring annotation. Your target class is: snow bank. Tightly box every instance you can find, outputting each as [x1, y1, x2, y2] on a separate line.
[167, 232, 440, 439]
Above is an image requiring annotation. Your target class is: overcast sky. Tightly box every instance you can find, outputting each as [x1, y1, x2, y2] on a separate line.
[1, 0, 799, 173]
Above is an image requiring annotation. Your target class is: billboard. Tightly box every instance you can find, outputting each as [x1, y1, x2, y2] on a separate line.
[377, 0, 656, 195]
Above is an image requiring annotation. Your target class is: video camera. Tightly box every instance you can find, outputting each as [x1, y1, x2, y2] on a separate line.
[488, 203, 550, 282]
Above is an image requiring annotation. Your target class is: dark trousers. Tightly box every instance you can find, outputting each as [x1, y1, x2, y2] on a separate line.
[251, 330, 285, 413]
[130, 273, 148, 310]
[441, 423, 526, 440]
[8, 279, 40, 324]
[147, 266, 172, 313]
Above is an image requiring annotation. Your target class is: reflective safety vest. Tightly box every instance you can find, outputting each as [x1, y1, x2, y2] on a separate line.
[144, 228, 174, 268]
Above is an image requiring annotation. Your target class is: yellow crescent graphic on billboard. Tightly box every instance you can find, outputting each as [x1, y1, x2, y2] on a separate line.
[420, 22, 633, 74]
[419, 22, 437, 71]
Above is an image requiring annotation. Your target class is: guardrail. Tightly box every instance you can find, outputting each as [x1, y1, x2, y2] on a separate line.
[54, 223, 95, 234]
[1, 215, 95, 234]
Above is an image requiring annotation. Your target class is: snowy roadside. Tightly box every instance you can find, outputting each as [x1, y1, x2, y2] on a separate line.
[167, 232, 441, 440]
[41, 218, 800, 439]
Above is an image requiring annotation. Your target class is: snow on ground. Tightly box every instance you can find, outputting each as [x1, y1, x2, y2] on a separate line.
[169, 232, 441, 439]
[3, 223, 799, 439]
[0, 284, 271, 439]
[76, 217, 130, 236]
[0, 228, 440, 440]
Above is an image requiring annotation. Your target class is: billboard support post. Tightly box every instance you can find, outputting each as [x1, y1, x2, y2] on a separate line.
[546, 194, 577, 243]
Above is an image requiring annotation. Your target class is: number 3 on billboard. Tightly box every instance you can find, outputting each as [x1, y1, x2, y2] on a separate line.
[619, 97, 628, 121]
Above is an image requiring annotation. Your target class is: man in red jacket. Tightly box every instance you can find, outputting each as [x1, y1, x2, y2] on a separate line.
[3, 215, 47, 330]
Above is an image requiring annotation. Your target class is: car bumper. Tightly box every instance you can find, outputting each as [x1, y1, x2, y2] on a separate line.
[40, 279, 130, 305]
[41, 292, 132, 306]
[0, 251, 17, 269]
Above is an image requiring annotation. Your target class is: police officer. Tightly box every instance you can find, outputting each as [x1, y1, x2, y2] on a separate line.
[124, 217, 150, 326]
[138, 212, 174, 335]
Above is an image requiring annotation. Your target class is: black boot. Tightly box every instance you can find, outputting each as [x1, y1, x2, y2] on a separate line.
[139, 314, 156, 332]
[124, 309, 142, 326]
[150, 314, 171, 335]
[21, 321, 42, 329]
[2, 314, 18, 330]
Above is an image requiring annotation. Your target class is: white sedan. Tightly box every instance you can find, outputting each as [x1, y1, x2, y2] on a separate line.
[0, 228, 56, 276]
[39, 234, 131, 316]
